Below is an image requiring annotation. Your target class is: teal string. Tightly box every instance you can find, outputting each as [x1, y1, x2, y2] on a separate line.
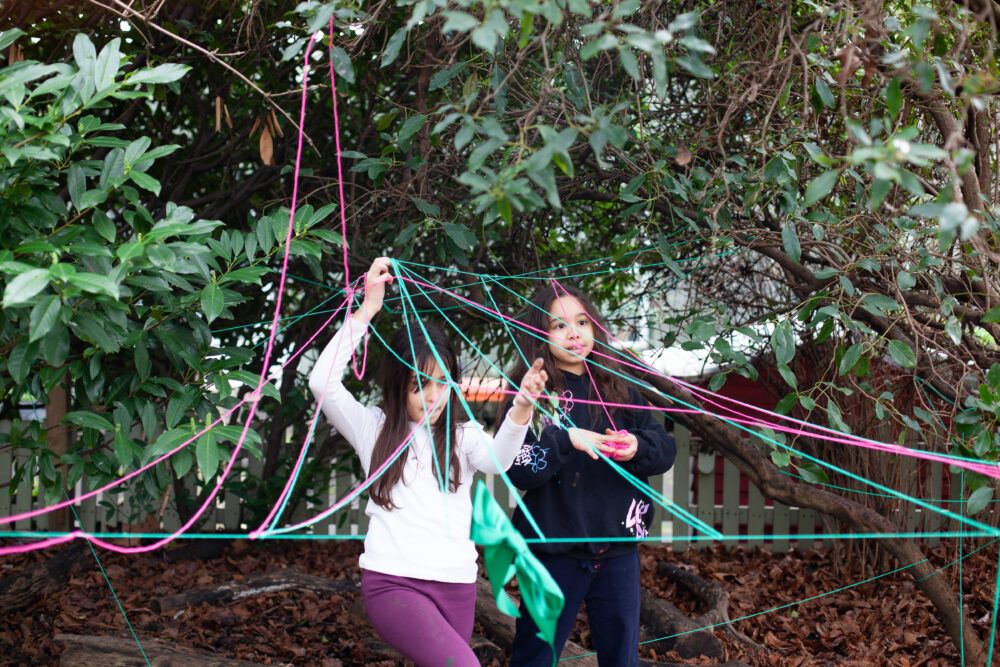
[392, 262, 549, 539]
[560, 557, 929, 661]
[392, 263, 998, 536]
[396, 263, 719, 538]
[3, 530, 995, 541]
[64, 492, 151, 666]
[987, 540, 1000, 666]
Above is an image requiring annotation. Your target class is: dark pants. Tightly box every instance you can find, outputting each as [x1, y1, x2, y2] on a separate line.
[510, 551, 641, 667]
[361, 569, 478, 667]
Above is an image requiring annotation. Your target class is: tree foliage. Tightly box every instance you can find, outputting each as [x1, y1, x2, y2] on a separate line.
[2, 0, 999, 659]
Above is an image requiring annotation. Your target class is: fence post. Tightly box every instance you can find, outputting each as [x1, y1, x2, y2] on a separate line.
[721, 457, 739, 549]
[695, 448, 715, 551]
[772, 500, 790, 552]
[671, 426, 690, 551]
[747, 480, 764, 548]
[925, 461, 943, 547]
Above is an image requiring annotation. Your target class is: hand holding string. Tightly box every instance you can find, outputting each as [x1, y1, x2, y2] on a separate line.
[567, 427, 619, 460]
[354, 256, 394, 323]
[605, 428, 638, 461]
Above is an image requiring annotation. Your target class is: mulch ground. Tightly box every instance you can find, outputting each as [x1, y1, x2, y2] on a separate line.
[0, 538, 997, 666]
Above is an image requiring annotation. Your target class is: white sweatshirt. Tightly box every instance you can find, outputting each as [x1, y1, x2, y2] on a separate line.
[308, 318, 527, 583]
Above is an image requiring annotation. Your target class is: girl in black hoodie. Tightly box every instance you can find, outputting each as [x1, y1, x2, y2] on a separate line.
[502, 283, 676, 667]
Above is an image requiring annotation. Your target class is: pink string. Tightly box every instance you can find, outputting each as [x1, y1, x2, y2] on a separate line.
[547, 277, 619, 430]
[395, 273, 1000, 479]
[266, 388, 449, 535]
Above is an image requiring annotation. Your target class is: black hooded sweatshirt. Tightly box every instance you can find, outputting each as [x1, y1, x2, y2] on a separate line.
[508, 369, 676, 559]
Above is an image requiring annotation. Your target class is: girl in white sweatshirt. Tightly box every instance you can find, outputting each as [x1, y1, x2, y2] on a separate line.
[308, 257, 546, 666]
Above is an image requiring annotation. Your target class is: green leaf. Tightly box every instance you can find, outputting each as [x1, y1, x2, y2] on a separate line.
[2, 268, 50, 307]
[68, 164, 85, 210]
[896, 270, 915, 290]
[92, 211, 116, 242]
[146, 428, 190, 460]
[129, 169, 161, 195]
[887, 339, 917, 368]
[860, 293, 902, 313]
[128, 63, 190, 85]
[618, 47, 640, 80]
[67, 272, 119, 299]
[94, 38, 121, 90]
[982, 304, 1000, 324]
[441, 222, 477, 250]
[29, 296, 61, 343]
[771, 450, 791, 467]
[709, 372, 726, 391]
[771, 319, 795, 364]
[945, 316, 962, 345]
[381, 27, 407, 68]
[838, 343, 864, 375]
[134, 341, 150, 381]
[397, 114, 427, 141]
[0, 28, 26, 52]
[7, 340, 35, 384]
[776, 392, 797, 414]
[884, 77, 902, 118]
[441, 11, 478, 33]
[794, 462, 829, 484]
[64, 411, 114, 432]
[814, 77, 835, 108]
[776, 362, 797, 389]
[196, 428, 219, 481]
[781, 223, 801, 263]
[201, 283, 224, 323]
[966, 486, 993, 516]
[803, 170, 839, 205]
[40, 325, 69, 366]
[329, 46, 355, 85]
[113, 428, 135, 468]
[675, 55, 714, 79]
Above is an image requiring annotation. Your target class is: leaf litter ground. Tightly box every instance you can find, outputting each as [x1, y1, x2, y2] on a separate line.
[0, 539, 996, 665]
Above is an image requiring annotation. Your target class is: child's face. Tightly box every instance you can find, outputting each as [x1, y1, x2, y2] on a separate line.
[546, 296, 594, 374]
[406, 361, 450, 424]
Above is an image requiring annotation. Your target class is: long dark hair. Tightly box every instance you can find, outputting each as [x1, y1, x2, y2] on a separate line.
[501, 284, 630, 425]
[369, 323, 462, 510]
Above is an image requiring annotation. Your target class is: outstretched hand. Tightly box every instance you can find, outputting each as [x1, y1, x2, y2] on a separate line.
[354, 257, 393, 323]
[509, 358, 548, 426]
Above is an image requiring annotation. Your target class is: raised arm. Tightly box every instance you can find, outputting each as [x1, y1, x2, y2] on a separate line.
[307, 258, 394, 461]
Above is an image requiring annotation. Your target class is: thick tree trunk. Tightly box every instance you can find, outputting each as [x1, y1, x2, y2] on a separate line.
[640, 589, 723, 659]
[655, 561, 757, 648]
[149, 566, 357, 614]
[0, 541, 90, 615]
[637, 372, 989, 665]
[55, 634, 264, 666]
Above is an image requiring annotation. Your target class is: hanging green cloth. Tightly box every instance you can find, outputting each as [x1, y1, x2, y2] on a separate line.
[470, 479, 564, 663]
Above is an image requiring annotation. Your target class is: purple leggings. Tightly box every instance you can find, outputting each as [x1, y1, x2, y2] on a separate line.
[361, 569, 479, 667]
